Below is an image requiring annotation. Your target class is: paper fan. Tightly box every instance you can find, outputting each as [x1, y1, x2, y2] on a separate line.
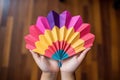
[24, 10, 95, 67]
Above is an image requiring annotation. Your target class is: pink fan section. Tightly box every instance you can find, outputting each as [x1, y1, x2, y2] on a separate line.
[36, 17, 50, 33]
[25, 25, 42, 50]
[24, 10, 95, 51]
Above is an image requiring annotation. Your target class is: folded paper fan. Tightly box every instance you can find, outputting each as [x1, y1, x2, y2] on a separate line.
[24, 10, 95, 67]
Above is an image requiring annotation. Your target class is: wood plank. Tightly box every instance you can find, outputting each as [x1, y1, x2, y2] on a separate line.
[0, 0, 4, 24]
[91, 62, 98, 80]
[0, 0, 10, 27]
[33, 0, 48, 18]
[0, 27, 6, 80]
[96, 44, 105, 80]
[30, 63, 39, 80]
[115, 9, 120, 79]
[58, 0, 67, 12]
[92, 0, 102, 44]
[109, 0, 120, 79]
[7, 0, 23, 80]
[75, 66, 82, 80]
[2, 16, 13, 67]
[100, 0, 112, 80]
[88, 0, 99, 80]
[0, 67, 8, 80]
[21, 0, 34, 54]
[47, 0, 59, 12]
[20, 54, 32, 80]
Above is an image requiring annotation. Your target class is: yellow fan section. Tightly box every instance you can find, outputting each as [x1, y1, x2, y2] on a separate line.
[33, 26, 85, 54]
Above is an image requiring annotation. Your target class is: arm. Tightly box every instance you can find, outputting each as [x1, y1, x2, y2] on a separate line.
[60, 48, 91, 80]
[30, 50, 59, 80]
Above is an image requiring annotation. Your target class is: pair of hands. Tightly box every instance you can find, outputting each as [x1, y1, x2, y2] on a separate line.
[30, 48, 91, 80]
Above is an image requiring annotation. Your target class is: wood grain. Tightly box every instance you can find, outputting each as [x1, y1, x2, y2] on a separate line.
[21, 0, 34, 54]
[2, 16, 13, 67]
[0, 0, 4, 24]
[109, 0, 120, 79]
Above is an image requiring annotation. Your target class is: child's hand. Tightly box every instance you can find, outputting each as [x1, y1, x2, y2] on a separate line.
[30, 50, 59, 72]
[30, 50, 59, 80]
[60, 48, 91, 80]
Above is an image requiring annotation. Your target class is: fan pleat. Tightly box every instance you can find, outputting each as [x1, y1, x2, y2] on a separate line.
[25, 26, 42, 50]
[36, 17, 50, 33]
[62, 27, 73, 51]
[66, 47, 76, 56]
[52, 26, 60, 51]
[67, 32, 80, 44]
[47, 11, 60, 29]
[60, 11, 72, 28]
[53, 41, 59, 52]
[63, 43, 71, 53]
[45, 49, 54, 58]
[30, 25, 42, 38]
[26, 44, 35, 50]
[64, 27, 74, 41]
[68, 16, 82, 30]
[71, 39, 84, 53]
[59, 27, 65, 49]
[46, 44, 58, 57]
[51, 26, 59, 42]
[81, 33, 95, 48]
[75, 47, 85, 53]
[34, 35, 49, 54]
[44, 30, 53, 46]
[76, 23, 90, 38]
[25, 35, 37, 47]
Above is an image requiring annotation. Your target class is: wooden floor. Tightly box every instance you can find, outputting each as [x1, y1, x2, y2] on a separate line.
[0, 0, 120, 80]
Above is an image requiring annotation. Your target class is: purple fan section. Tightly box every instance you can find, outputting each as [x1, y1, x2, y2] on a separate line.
[36, 10, 83, 32]
[47, 10, 83, 30]
[60, 11, 72, 28]
[47, 11, 60, 29]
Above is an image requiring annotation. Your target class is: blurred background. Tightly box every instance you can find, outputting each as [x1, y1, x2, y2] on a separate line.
[0, 0, 120, 80]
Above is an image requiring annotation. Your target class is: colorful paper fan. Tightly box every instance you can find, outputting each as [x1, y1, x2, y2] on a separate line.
[24, 10, 95, 67]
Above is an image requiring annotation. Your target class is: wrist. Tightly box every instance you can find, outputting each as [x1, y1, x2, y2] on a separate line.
[41, 72, 58, 80]
[42, 71, 58, 76]
[61, 71, 75, 80]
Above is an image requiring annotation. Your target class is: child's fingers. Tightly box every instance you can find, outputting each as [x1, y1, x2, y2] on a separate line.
[77, 48, 91, 63]
[29, 50, 40, 63]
